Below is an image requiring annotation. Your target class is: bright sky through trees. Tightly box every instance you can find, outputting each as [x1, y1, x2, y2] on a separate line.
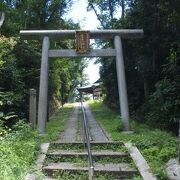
[65, 0, 101, 84]
[65, 0, 100, 30]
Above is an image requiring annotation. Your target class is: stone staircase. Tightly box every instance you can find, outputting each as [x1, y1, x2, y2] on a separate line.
[42, 141, 139, 179]
[29, 103, 156, 180]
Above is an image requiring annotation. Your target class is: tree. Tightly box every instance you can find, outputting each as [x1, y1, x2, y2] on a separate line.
[87, 0, 180, 130]
[0, 0, 73, 35]
[87, 0, 124, 28]
[0, 0, 86, 122]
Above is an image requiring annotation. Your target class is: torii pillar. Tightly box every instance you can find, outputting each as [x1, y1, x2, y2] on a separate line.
[114, 36, 130, 131]
[38, 36, 50, 133]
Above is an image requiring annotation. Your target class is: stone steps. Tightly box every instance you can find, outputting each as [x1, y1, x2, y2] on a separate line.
[43, 162, 137, 178]
[52, 141, 124, 145]
[49, 141, 126, 151]
[42, 141, 139, 179]
[32, 104, 156, 179]
[47, 150, 128, 158]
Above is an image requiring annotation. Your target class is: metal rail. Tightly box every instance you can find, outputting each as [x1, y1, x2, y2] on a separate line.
[80, 99, 94, 180]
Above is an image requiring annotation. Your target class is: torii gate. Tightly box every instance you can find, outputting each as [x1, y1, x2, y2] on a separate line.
[20, 29, 143, 133]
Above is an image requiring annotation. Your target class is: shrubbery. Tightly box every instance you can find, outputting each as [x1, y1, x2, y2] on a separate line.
[144, 48, 180, 131]
[0, 121, 38, 180]
[0, 91, 21, 138]
[0, 104, 73, 179]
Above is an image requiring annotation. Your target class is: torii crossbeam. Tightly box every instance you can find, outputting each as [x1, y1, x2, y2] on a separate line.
[20, 29, 143, 133]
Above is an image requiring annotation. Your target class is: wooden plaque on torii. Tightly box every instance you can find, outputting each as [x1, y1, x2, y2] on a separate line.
[75, 31, 90, 53]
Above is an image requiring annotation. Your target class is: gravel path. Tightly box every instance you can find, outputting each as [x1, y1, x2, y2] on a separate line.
[59, 103, 80, 142]
[59, 102, 109, 142]
[84, 103, 109, 142]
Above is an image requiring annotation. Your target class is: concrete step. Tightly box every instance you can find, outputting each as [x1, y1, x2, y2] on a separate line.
[52, 141, 124, 145]
[47, 150, 128, 158]
[49, 141, 126, 152]
[44, 177, 56, 180]
[43, 162, 137, 178]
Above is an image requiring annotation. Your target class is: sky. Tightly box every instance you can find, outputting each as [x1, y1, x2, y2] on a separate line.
[66, 0, 100, 30]
[64, 0, 101, 84]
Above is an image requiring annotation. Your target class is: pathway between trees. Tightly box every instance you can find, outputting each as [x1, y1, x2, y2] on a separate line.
[35, 103, 156, 180]
[59, 103, 109, 143]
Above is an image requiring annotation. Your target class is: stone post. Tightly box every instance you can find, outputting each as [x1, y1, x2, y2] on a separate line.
[38, 36, 50, 133]
[114, 35, 130, 131]
[29, 89, 36, 128]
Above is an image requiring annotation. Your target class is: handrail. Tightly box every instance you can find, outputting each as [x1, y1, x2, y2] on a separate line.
[80, 100, 94, 180]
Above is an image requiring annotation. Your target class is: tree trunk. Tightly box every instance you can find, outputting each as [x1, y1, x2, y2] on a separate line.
[152, 50, 156, 72]
[143, 77, 149, 101]
[121, 0, 125, 19]
[109, 0, 114, 28]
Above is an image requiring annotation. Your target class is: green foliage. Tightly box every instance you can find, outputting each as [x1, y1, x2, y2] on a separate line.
[0, 91, 21, 138]
[0, 103, 73, 180]
[0, 0, 74, 36]
[89, 101, 178, 179]
[0, 37, 23, 93]
[0, 121, 38, 180]
[0, 0, 85, 119]
[88, 0, 180, 131]
[49, 58, 85, 107]
[88, 0, 122, 28]
[145, 47, 180, 127]
[52, 171, 89, 180]
[0, 36, 27, 119]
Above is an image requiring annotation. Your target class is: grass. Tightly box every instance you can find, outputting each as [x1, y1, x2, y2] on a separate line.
[93, 156, 132, 164]
[0, 103, 73, 180]
[49, 143, 85, 151]
[45, 155, 88, 166]
[49, 142, 127, 153]
[52, 171, 89, 179]
[89, 100, 178, 180]
[45, 155, 132, 165]
[51, 170, 139, 180]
